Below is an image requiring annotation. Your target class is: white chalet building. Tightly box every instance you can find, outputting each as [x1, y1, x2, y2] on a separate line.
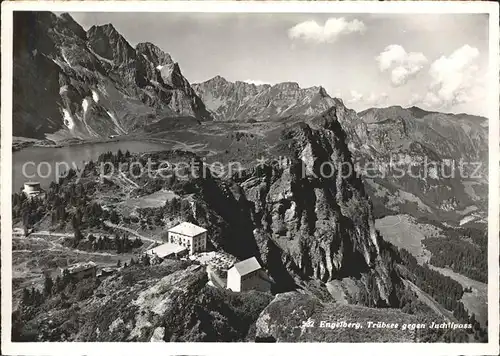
[23, 182, 42, 198]
[167, 222, 207, 255]
[227, 257, 271, 292]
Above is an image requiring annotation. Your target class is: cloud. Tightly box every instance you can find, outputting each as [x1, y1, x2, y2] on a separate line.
[410, 45, 485, 110]
[366, 92, 389, 107]
[347, 90, 388, 107]
[347, 90, 364, 103]
[427, 44, 481, 106]
[332, 90, 342, 98]
[376, 45, 428, 86]
[288, 17, 366, 44]
[408, 93, 424, 106]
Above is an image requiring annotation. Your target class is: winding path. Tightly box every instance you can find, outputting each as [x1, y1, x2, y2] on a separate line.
[103, 220, 159, 243]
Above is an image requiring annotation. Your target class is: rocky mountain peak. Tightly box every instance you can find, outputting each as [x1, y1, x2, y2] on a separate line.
[307, 105, 342, 130]
[407, 105, 436, 118]
[58, 13, 86, 40]
[317, 86, 328, 97]
[204, 75, 231, 87]
[87, 23, 136, 64]
[13, 11, 214, 140]
[235, 80, 270, 88]
[156, 62, 183, 87]
[136, 42, 174, 67]
[219, 106, 395, 303]
[90, 22, 118, 34]
[273, 81, 301, 90]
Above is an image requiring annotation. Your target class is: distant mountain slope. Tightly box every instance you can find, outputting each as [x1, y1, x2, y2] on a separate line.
[358, 106, 488, 163]
[192, 75, 369, 151]
[13, 11, 212, 140]
[192, 76, 340, 122]
[356, 106, 488, 224]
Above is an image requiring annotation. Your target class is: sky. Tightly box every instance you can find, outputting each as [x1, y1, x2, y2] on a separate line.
[70, 12, 490, 116]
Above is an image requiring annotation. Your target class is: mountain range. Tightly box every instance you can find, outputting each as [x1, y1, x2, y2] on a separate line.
[13, 11, 212, 140]
[192, 76, 338, 122]
[13, 12, 372, 141]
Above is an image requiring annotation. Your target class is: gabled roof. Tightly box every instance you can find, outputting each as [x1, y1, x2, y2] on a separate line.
[167, 222, 207, 237]
[231, 257, 261, 276]
[146, 243, 187, 258]
[66, 261, 96, 274]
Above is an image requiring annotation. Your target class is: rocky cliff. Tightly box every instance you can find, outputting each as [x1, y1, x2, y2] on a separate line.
[184, 106, 401, 306]
[13, 11, 212, 140]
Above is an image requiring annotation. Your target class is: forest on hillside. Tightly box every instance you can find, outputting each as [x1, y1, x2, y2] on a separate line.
[423, 227, 487, 283]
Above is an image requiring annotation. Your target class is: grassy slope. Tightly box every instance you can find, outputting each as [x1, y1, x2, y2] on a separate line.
[375, 214, 436, 263]
[429, 265, 488, 327]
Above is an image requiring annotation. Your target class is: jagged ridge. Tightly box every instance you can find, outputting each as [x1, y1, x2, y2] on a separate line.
[192, 76, 339, 122]
[13, 11, 212, 140]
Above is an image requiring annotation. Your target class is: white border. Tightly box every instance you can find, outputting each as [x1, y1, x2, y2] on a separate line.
[1, 1, 499, 356]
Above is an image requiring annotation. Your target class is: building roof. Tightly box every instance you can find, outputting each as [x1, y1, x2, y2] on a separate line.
[231, 257, 261, 276]
[146, 242, 187, 258]
[66, 261, 96, 274]
[167, 222, 207, 237]
[24, 181, 40, 186]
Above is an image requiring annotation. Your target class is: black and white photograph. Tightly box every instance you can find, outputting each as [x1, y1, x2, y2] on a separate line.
[1, 1, 499, 355]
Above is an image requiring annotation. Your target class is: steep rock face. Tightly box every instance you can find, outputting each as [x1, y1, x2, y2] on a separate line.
[192, 76, 268, 121]
[87, 24, 136, 66]
[246, 108, 395, 303]
[13, 11, 212, 140]
[187, 107, 399, 306]
[136, 42, 174, 67]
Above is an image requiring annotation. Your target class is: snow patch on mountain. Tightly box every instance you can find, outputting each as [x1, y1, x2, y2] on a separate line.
[91, 89, 100, 103]
[59, 85, 69, 95]
[62, 108, 75, 130]
[82, 98, 90, 114]
[107, 110, 126, 134]
[459, 215, 477, 226]
[61, 50, 72, 67]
